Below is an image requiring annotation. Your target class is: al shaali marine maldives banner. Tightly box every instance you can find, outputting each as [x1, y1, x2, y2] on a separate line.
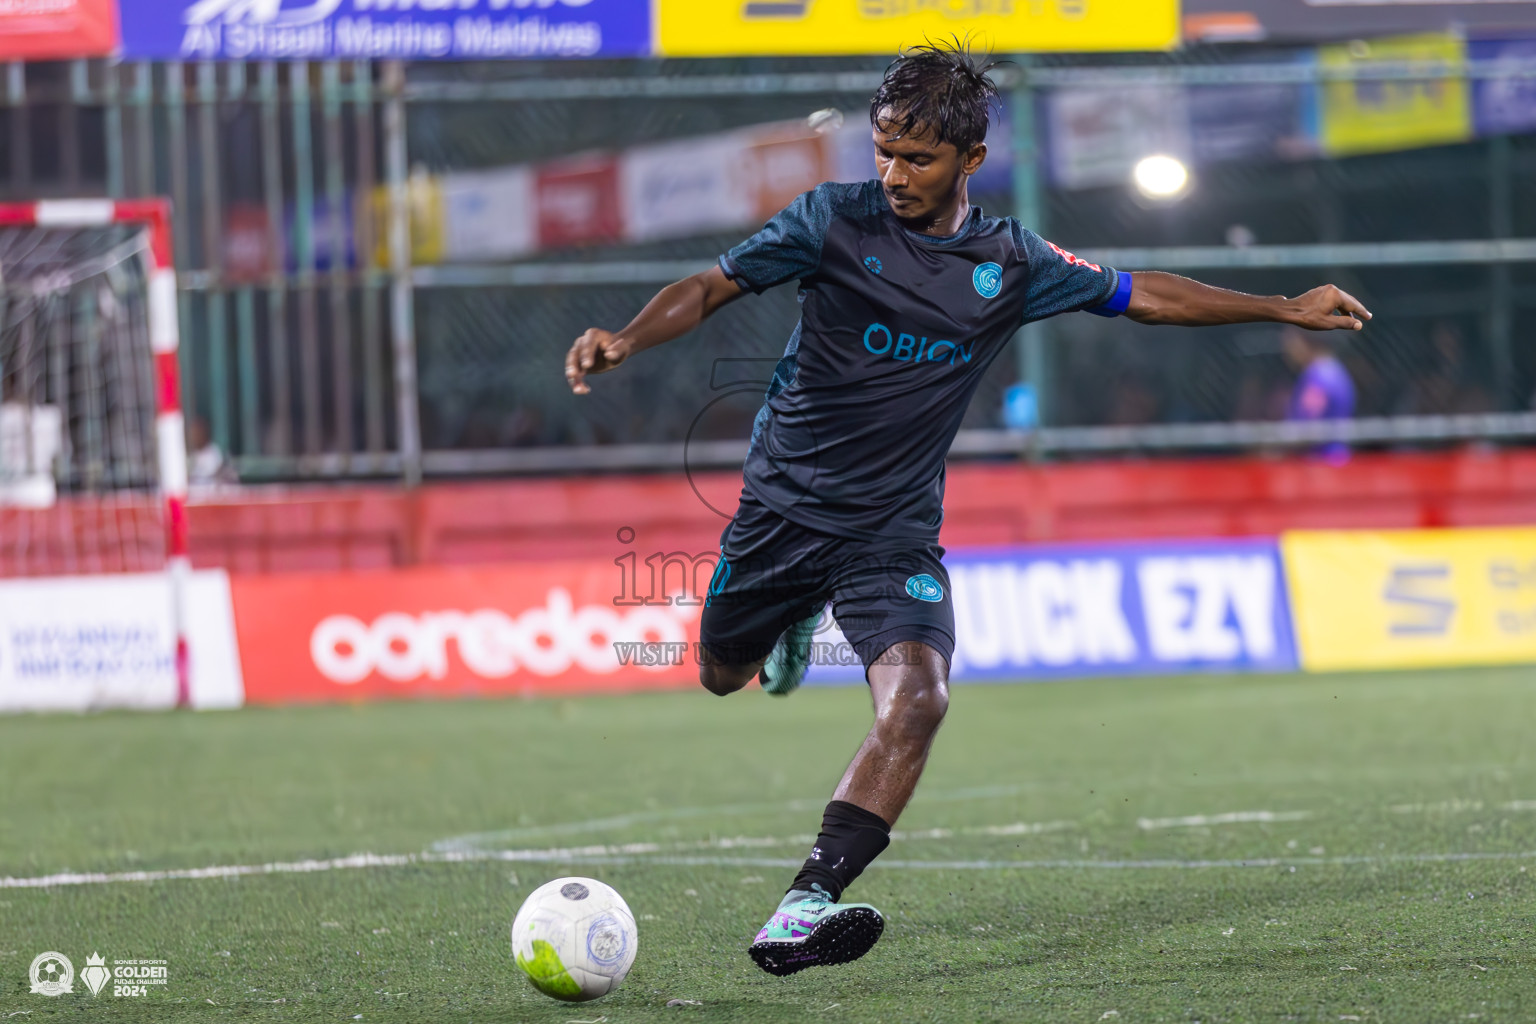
[120, 0, 650, 61]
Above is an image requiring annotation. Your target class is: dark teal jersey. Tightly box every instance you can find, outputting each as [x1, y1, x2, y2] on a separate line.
[720, 179, 1131, 543]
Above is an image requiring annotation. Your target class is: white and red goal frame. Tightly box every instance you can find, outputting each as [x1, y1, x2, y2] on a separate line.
[0, 199, 190, 706]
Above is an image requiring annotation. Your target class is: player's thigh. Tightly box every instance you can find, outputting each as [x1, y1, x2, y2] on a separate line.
[828, 545, 955, 677]
[698, 587, 824, 668]
[699, 503, 831, 668]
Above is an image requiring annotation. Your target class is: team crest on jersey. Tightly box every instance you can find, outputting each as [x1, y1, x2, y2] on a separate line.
[972, 262, 1002, 299]
[1046, 241, 1102, 273]
[906, 574, 944, 602]
[864, 256, 883, 275]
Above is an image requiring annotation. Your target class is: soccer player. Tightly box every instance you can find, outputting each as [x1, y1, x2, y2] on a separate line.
[565, 42, 1371, 976]
[1282, 326, 1357, 463]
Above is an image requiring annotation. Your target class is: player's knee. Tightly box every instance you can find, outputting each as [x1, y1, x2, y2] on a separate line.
[698, 662, 746, 697]
[885, 679, 948, 738]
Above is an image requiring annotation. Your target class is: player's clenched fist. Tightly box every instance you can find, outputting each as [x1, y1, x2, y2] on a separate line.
[565, 328, 629, 395]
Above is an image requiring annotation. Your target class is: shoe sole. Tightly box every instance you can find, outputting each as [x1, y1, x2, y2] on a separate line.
[747, 907, 884, 976]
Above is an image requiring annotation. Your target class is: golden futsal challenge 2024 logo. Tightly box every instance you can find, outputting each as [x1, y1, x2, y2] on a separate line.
[28, 951, 168, 998]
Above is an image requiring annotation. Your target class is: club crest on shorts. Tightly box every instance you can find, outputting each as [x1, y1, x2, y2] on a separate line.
[972, 262, 1002, 299]
[905, 574, 944, 602]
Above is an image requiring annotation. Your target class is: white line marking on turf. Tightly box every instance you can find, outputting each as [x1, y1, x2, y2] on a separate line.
[8, 847, 1536, 889]
[1390, 800, 1485, 814]
[1136, 810, 1312, 830]
[515, 849, 1536, 871]
[3, 822, 1085, 889]
[1390, 799, 1536, 814]
[429, 782, 1058, 853]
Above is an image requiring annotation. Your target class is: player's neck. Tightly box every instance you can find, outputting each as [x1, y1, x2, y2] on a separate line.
[901, 188, 971, 238]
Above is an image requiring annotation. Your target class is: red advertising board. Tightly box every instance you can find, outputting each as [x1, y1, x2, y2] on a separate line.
[536, 154, 623, 249]
[0, 0, 117, 60]
[230, 561, 708, 704]
[223, 204, 274, 285]
[746, 127, 829, 223]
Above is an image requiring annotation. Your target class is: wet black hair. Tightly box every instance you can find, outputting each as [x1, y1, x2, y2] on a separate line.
[869, 38, 1004, 154]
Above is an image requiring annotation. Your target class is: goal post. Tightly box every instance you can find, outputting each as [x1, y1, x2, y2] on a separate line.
[0, 198, 190, 707]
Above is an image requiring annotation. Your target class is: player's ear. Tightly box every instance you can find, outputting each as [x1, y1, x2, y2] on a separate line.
[962, 142, 987, 177]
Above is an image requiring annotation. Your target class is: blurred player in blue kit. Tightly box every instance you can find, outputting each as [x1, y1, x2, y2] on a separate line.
[565, 40, 1372, 976]
[1283, 325, 1357, 463]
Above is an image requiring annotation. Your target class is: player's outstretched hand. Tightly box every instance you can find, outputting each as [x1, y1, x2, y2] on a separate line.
[565, 328, 628, 395]
[1290, 285, 1372, 332]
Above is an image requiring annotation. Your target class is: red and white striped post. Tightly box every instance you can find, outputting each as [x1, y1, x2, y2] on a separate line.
[0, 199, 190, 707]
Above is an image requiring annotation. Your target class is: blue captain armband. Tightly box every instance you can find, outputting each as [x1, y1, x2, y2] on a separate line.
[1084, 271, 1133, 318]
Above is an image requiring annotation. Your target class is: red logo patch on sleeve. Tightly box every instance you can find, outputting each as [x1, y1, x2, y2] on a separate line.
[1046, 240, 1102, 273]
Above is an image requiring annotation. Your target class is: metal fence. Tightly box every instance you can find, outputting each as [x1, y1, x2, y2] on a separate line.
[2, 51, 1534, 483]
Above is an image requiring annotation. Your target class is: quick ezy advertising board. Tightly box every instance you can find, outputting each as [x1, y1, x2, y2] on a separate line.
[808, 538, 1299, 684]
[119, 0, 650, 61]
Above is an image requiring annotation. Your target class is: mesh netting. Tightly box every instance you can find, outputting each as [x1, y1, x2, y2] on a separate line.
[0, 223, 165, 576]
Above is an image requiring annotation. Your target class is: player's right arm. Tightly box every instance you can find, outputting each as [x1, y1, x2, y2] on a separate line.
[565, 265, 745, 395]
[566, 183, 847, 395]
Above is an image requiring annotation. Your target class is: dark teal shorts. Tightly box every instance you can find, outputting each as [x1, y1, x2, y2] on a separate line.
[698, 490, 955, 675]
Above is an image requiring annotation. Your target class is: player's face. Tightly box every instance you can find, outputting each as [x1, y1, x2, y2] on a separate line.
[872, 110, 986, 226]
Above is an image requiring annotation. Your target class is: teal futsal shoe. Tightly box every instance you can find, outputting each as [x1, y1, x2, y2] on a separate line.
[759, 614, 818, 696]
[748, 885, 885, 976]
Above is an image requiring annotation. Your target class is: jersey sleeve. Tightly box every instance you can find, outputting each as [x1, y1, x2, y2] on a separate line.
[718, 184, 841, 294]
[1012, 223, 1132, 323]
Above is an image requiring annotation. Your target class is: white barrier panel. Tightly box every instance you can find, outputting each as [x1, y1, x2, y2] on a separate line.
[0, 571, 244, 712]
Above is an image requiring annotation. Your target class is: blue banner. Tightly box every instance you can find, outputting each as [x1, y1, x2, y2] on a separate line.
[1190, 81, 1317, 166]
[120, 0, 650, 61]
[1472, 38, 1536, 137]
[808, 538, 1298, 684]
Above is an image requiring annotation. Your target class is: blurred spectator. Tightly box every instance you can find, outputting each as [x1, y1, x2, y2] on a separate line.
[1282, 327, 1355, 463]
[187, 416, 238, 488]
[1232, 367, 1292, 423]
[1106, 371, 1162, 426]
[1394, 321, 1495, 417]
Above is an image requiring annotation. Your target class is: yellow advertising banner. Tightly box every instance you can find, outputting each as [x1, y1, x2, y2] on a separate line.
[366, 177, 445, 268]
[1318, 33, 1472, 157]
[657, 1, 1180, 58]
[1283, 528, 1536, 672]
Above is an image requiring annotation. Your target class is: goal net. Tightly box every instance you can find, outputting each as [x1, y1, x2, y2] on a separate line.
[0, 200, 189, 704]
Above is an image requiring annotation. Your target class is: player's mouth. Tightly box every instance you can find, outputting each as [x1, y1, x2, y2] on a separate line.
[885, 191, 918, 209]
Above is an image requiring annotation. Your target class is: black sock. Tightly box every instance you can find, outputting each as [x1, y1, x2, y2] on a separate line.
[789, 799, 892, 902]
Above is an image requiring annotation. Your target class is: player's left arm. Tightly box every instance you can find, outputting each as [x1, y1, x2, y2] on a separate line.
[1124, 271, 1372, 331]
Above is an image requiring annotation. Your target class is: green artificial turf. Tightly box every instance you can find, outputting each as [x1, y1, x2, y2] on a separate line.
[3, 667, 1535, 1021]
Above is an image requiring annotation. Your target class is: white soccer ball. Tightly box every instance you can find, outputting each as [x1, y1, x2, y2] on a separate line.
[511, 876, 637, 1002]
[807, 107, 844, 134]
